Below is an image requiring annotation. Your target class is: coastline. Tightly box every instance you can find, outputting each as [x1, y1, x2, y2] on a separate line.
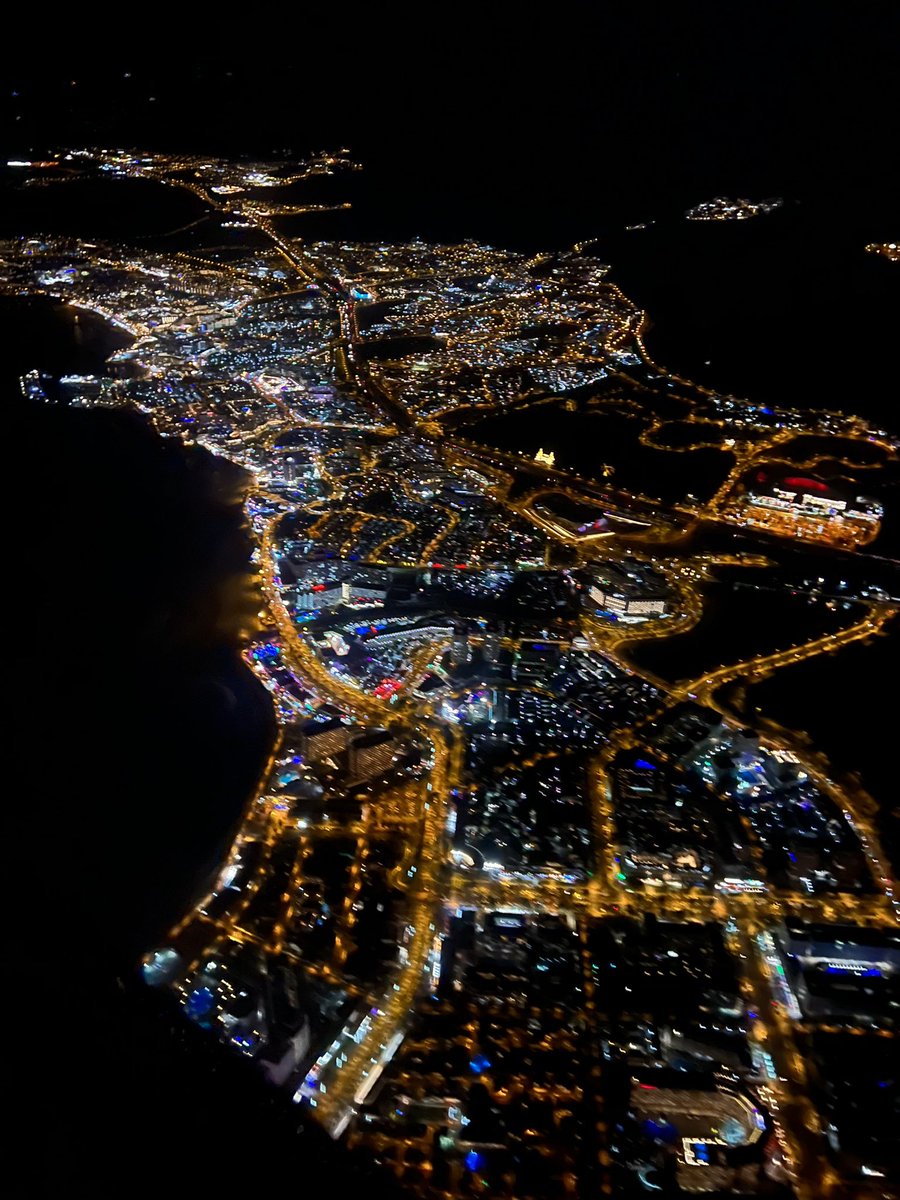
[6, 291, 278, 956]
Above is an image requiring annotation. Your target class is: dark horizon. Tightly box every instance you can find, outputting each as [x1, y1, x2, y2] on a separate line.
[5, 5, 899, 229]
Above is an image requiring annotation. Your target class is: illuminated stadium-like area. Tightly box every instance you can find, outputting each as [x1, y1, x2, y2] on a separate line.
[724, 468, 882, 548]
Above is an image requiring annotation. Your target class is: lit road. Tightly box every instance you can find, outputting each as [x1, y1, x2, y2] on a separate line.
[674, 601, 898, 705]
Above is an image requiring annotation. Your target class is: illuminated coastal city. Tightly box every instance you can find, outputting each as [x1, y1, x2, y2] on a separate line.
[4, 145, 899, 1199]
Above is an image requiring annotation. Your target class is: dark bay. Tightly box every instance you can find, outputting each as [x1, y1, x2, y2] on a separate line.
[5, 293, 275, 967]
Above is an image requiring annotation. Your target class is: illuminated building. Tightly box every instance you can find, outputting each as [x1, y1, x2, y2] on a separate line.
[511, 642, 562, 682]
[300, 717, 350, 762]
[297, 583, 344, 610]
[773, 920, 899, 1026]
[342, 581, 387, 605]
[630, 1077, 769, 1192]
[587, 562, 669, 618]
[349, 730, 398, 781]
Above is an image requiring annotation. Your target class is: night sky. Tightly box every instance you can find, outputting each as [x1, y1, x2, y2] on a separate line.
[4, 5, 899, 237]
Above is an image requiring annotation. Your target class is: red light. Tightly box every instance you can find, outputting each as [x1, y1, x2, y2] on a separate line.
[785, 476, 828, 492]
[311, 583, 326, 592]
